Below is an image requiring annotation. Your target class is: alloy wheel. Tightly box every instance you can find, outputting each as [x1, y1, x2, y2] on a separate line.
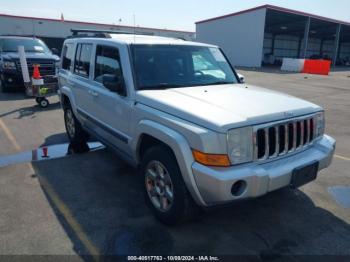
[65, 109, 76, 139]
[145, 160, 174, 212]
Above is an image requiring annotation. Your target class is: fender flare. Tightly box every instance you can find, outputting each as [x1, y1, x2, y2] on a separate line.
[60, 86, 78, 115]
[133, 119, 206, 206]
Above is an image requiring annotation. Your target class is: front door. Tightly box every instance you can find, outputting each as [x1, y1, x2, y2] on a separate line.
[86, 43, 132, 154]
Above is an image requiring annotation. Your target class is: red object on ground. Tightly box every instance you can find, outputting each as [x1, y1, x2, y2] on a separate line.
[302, 59, 331, 75]
[32, 64, 42, 79]
[42, 147, 48, 157]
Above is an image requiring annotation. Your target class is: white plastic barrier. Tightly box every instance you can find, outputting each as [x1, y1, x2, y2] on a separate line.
[18, 46, 30, 83]
[281, 58, 305, 72]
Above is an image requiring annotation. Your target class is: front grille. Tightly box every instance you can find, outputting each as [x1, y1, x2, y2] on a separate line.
[16, 60, 55, 76]
[254, 115, 316, 161]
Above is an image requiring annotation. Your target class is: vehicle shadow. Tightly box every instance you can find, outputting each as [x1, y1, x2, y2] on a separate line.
[39, 133, 98, 149]
[0, 101, 61, 119]
[0, 89, 29, 101]
[39, 132, 69, 147]
[31, 148, 350, 259]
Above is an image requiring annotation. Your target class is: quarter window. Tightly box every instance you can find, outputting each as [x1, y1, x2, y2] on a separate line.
[74, 43, 92, 77]
[62, 43, 74, 71]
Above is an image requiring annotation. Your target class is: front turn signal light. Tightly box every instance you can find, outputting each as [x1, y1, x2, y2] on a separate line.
[192, 149, 231, 167]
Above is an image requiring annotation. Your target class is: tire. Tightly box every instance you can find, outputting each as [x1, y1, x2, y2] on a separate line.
[39, 98, 49, 108]
[0, 78, 10, 93]
[35, 97, 41, 104]
[64, 103, 89, 144]
[141, 145, 200, 225]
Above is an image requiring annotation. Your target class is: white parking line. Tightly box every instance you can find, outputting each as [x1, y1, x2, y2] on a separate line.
[335, 154, 350, 161]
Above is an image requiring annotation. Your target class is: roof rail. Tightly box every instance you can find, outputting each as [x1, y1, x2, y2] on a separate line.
[69, 29, 134, 39]
[68, 28, 187, 41]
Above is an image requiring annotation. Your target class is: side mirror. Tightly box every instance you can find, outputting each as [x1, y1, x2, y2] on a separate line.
[102, 74, 125, 95]
[237, 73, 245, 83]
[51, 48, 59, 55]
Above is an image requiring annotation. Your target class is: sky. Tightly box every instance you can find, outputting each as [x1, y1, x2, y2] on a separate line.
[1, 0, 350, 32]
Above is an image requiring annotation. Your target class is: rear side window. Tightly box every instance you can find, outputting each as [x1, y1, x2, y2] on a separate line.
[74, 43, 92, 77]
[94, 45, 122, 83]
[61, 43, 74, 71]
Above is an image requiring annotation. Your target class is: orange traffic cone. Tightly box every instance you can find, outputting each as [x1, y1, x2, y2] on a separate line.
[32, 64, 42, 79]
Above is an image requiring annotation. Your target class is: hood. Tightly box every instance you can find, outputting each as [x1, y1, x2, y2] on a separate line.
[136, 84, 322, 132]
[1, 52, 59, 61]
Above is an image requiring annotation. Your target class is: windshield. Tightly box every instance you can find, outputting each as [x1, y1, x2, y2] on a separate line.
[131, 45, 238, 90]
[0, 38, 50, 53]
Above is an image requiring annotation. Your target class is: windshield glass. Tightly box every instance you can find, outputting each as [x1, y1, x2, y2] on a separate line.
[131, 45, 238, 90]
[0, 38, 50, 53]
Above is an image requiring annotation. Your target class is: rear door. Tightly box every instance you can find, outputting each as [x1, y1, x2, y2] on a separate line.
[69, 42, 95, 126]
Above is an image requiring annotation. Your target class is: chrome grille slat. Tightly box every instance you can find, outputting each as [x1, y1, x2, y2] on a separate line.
[306, 119, 310, 144]
[292, 122, 297, 151]
[271, 126, 279, 158]
[15, 60, 55, 76]
[284, 123, 289, 154]
[254, 115, 317, 162]
[262, 128, 269, 160]
[300, 121, 304, 146]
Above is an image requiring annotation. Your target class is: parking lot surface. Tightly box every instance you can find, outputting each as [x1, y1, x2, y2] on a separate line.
[0, 70, 349, 259]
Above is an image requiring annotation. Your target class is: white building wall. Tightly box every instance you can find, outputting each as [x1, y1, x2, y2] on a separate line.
[339, 42, 350, 60]
[0, 15, 195, 40]
[196, 8, 266, 67]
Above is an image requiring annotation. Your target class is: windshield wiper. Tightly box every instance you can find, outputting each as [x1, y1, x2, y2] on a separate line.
[203, 81, 234, 86]
[139, 83, 183, 90]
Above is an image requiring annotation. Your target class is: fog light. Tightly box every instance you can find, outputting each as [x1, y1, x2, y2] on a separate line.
[231, 180, 247, 197]
[8, 78, 13, 83]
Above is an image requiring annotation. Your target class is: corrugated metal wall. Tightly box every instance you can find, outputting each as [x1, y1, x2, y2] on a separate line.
[196, 8, 266, 67]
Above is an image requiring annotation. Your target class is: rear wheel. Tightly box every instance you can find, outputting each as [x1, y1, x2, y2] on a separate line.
[141, 145, 200, 225]
[64, 103, 89, 144]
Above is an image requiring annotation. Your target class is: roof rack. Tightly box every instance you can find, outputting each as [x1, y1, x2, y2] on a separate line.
[69, 29, 134, 39]
[68, 29, 187, 41]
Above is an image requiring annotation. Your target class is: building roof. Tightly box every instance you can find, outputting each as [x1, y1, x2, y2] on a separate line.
[195, 4, 350, 27]
[0, 13, 194, 34]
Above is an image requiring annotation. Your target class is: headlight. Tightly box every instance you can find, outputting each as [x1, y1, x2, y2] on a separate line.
[227, 126, 253, 165]
[315, 112, 325, 137]
[2, 61, 16, 70]
[55, 61, 60, 74]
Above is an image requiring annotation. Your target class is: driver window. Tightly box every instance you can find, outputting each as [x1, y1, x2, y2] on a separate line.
[94, 45, 123, 91]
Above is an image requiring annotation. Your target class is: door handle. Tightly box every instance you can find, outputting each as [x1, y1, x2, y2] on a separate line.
[67, 80, 75, 87]
[89, 90, 99, 97]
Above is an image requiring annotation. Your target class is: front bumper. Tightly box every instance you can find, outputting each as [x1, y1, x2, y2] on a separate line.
[192, 134, 335, 206]
[1, 71, 58, 89]
[0, 71, 25, 88]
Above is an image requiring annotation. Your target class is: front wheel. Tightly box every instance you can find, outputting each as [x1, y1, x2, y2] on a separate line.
[141, 145, 199, 225]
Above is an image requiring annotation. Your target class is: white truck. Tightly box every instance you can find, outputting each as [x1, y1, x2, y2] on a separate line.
[58, 30, 335, 224]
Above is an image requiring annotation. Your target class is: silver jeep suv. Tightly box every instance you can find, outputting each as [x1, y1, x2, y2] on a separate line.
[58, 30, 335, 224]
